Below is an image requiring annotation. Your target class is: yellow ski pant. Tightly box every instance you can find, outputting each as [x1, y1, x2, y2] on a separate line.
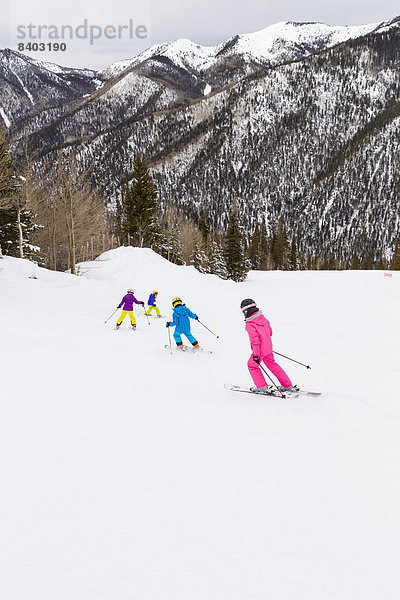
[146, 305, 160, 316]
[117, 310, 136, 325]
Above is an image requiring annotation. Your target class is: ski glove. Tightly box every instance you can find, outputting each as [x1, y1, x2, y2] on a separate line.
[166, 322, 170, 328]
[195, 316, 199, 320]
[141, 302, 145, 306]
[252, 355, 261, 364]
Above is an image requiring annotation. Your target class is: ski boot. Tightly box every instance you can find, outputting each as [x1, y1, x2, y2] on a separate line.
[250, 385, 271, 393]
[131, 323, 136, 330]
[278, 384, 299, 392]
[115, 323, 121, 330]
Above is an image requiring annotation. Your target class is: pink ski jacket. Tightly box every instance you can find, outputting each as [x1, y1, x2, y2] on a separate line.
[245, 311, 273, 357]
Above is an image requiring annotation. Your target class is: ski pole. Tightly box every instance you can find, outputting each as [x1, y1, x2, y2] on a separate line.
[104, 308, 119, 324]
[167, 324, 173, 354]
[143, 307, 150, 325]
[274, 351, 311, 369]
[197, 319, 219, 338]
[258, 362, 286, 399]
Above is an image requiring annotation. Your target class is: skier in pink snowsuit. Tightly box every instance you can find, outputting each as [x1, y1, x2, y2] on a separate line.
[240, 298, 294, 392]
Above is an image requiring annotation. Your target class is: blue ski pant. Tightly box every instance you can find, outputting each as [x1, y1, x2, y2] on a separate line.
[174, 331, 197, 346]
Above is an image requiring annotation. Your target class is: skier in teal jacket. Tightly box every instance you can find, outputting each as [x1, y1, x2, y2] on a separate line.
[166, 297, 199, 349]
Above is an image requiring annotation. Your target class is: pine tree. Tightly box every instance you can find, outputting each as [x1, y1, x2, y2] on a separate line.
[190, 243, 208, 273]
[223, 203, 249, 282]
[248, 224, 261, 269]
[259, 222, 270, 269]
[271, 221, 289, 269]
[121, 155, 159, 248]
[390, 239, 400, 270]
[207, 238, 228, 279]
[0, 128, 21, 257]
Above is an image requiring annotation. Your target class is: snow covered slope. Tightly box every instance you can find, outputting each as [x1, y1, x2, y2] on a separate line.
[1, 247, 400, 599]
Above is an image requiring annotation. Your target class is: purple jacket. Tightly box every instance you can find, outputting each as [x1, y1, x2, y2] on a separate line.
[119, 293, 142, 311]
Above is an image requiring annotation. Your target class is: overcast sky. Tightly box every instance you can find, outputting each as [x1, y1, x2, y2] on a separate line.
[2, 0, 399, 69]
[151, 0, 399, 45]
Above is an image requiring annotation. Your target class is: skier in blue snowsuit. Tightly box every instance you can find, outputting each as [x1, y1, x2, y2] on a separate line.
[166, 297, 199, 349]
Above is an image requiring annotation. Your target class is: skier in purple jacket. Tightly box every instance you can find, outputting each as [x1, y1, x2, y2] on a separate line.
[116, 289, 144, 330]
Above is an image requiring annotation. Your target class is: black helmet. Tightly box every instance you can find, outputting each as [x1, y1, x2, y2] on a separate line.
[240, 298, 258, 318]
[240, 298, 256, 311]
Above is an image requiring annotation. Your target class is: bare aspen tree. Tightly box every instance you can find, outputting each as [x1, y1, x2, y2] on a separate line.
[54, 152, 105, 274]
[24, 149, 107, 271]
[57, 155, 77, 273]
[21, 150, 60, 269]
[180, 219, 204, 265]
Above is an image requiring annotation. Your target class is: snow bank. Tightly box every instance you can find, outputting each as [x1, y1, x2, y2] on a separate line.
[1, 247, 399, 600]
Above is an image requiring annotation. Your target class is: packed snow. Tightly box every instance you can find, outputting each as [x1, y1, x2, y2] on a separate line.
[1, 246, 399, 599]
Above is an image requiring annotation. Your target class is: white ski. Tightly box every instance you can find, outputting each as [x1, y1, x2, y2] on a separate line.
[224, 384, 321, 398]
[165, 344, 213, 354]
[224, 383, 288, 398]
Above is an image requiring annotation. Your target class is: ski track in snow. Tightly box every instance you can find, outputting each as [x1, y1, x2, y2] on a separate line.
[1, 246, 400, 600]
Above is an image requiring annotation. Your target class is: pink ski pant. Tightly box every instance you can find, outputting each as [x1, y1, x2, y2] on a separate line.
[247, 352, 292, 388]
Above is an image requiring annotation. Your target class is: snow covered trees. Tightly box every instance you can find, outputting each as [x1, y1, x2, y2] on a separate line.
[0, 128, 21, 257]
[0, 129, 38, 259]
[207, 239, 228, 279]
[190, 244, 208, 273]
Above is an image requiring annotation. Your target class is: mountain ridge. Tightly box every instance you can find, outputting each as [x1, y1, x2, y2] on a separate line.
[2, 17, 399, 129]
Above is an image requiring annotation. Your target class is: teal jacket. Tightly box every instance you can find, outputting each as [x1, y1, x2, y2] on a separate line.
[169, 305, 197, 334]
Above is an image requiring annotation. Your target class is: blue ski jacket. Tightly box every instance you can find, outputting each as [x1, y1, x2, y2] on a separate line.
[169, 304, 197, 334]
[148, 293, 157, 307]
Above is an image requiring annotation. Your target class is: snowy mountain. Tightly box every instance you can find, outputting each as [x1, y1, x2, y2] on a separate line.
[3, 17, 397, 129]
[0, 48, 102, 126]
[2, 17, 400, 263]
[1, 246, 400, 599]
[101, 19, 391, 81]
